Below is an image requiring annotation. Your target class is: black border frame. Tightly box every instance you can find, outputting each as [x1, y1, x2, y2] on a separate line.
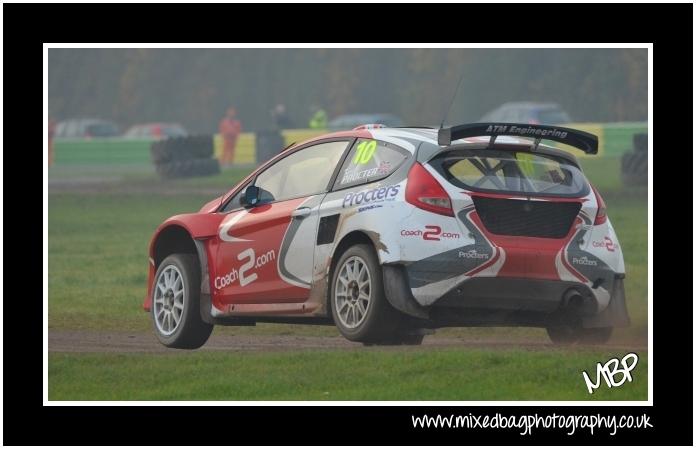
[5, 2, 692, 446]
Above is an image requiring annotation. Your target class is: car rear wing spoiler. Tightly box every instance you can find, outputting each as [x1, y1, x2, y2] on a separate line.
[437, 123, 599, 155]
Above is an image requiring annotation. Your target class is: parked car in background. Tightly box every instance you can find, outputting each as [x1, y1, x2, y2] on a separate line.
[480, 102, 571, 125]
[124, 123, 188, 139]
[328, 113, 404, 130]
[54, 118, 120, 139]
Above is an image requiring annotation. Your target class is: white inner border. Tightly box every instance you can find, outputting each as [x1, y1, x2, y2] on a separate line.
[43, 43, 653, 406]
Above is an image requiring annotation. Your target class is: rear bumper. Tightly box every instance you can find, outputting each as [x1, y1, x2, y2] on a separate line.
[435, 277, 592, 312]
[383, 265, 629, 328]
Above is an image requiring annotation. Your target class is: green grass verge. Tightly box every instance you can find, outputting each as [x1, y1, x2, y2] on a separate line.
[49, 348, 647, 401]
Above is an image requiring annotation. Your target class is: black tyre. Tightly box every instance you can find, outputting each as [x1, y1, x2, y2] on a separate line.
[151, 140, 171, 164]
[155, 158, 220, 179]
[620, 150, 632, 172]
[580, 327, 613, 344]
[621, 150, 647, 186]
[633, 133, 648, 152]
[546, 325, 581, 345]
[330, 244, 400, 343]
[151, 137, 184, 163]
[189, 134, 214, 159]
[151, 135, 214, 163]
[398, 334, 425, 345]
[151, 254, 213, 349]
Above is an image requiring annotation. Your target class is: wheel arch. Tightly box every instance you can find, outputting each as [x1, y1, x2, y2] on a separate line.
[330, 230, 379, 266]
[151, 224, 198, 268]
[329, 230, 430, 321]
[149, 224, 216, 323]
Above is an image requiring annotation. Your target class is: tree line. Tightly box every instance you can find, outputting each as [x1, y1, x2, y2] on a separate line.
[48, 48, 648, 133]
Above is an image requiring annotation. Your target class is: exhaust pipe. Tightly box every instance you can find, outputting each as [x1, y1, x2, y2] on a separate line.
[562, 288, 597, 315]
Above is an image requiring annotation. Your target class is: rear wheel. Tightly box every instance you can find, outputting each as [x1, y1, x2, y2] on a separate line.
[152, 254, 213, 349]
[330, 244, 400, 343]
[580, 327, 613, 344]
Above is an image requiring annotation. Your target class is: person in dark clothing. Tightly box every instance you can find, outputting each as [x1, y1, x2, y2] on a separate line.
[271, 103, 294, 129]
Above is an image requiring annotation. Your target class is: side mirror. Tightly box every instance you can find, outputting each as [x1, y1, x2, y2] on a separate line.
[240, 185, 260, 208]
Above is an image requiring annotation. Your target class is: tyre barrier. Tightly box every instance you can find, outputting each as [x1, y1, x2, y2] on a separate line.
[620, 133, 648, 186]
[633, 133, 648, 153]
[151, 135, 217, 178]
[155, 158, 220, 178]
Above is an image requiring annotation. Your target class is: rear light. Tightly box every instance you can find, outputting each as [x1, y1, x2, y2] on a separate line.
[592, 185, 607, 225]
[405, 163, 454, 217]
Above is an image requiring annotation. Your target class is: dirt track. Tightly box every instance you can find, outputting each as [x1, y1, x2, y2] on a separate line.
[48, 330, 647, 354]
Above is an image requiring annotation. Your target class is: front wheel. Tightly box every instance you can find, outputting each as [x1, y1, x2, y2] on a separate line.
[330, 244, 400, 343]
[152, 254, 213, 349]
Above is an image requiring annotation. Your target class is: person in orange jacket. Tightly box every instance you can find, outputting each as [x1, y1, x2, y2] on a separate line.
[219, 107, 242, 166]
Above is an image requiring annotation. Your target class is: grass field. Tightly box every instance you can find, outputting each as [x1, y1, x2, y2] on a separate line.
[49, 348, 647, 401]
[47, 157, 649, 400]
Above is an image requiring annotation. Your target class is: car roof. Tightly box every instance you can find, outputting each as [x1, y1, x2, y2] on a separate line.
[295, 126, 580, 166]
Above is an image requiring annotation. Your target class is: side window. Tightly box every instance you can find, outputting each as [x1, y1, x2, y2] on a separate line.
[333, 139, 409, 190]
[253, 140, 349, 203]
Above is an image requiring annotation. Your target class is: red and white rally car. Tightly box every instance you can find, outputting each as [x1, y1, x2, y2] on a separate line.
[143, 123, 629, 348]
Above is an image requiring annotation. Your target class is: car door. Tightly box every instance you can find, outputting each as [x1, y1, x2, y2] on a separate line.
[211, 140, 351, 309]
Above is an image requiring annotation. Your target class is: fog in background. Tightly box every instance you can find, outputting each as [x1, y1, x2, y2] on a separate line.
[48, 48, 648, 133]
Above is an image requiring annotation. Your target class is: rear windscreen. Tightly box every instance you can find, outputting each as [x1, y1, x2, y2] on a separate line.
[430, 149, 588, 197]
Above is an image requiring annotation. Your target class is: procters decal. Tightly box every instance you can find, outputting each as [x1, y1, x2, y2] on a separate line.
[342, 184, 400, 208]
[218, 210, 252, 242]
[405, 206, 496, 289]
[564, 222, 615, 292]
[556, 210, 614, 308]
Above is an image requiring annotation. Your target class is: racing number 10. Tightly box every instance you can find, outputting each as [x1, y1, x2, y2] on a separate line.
[353, 140, 377, 164]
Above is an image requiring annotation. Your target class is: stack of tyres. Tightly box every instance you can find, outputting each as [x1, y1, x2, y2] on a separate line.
[620, 133, 648, 186]
[151, 135, 220, 178]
